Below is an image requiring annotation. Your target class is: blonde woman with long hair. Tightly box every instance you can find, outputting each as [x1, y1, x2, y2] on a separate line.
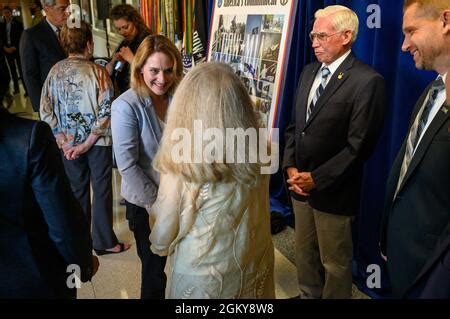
[150, 62, 275, 299]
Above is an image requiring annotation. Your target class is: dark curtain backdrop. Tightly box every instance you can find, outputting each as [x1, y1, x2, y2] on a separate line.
[206, 0, 437, 298]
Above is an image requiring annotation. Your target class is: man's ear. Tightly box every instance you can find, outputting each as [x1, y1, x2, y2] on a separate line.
[341, 30, 353, 46]
[442, 10, 450, 33]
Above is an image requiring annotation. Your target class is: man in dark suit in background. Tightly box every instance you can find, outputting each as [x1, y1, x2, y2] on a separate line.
[0, 31, 11, 107]
[380, 0, 449, 299]
[1, 6, 24, 95]
[20, 0, 68, 112]
[0, 107, 99, 298]
[283, 5, 385, 298]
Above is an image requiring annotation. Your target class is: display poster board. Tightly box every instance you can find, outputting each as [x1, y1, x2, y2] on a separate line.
[208, 0, 297, 128]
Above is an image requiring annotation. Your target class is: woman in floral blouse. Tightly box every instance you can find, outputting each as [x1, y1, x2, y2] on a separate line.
[41, 21, 130, 255]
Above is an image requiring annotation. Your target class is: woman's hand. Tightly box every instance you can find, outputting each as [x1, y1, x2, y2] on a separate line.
[106, 52, 124, 75]
[119, 46, 134, 64]
[64, 133, 99, 160]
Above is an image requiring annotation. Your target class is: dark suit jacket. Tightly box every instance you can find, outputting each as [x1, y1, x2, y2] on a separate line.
[19, 19, 66, 112]
[0, 37, 9, 98]
[0, 18, 23, 49]
[380, 84, 450, 298]
[406, 227, 450, 298]
[0, 109, 93, 298]
[283, 52, 385, 215]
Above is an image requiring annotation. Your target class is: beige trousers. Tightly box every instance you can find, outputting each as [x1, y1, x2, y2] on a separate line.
[292, 199, 353, 299]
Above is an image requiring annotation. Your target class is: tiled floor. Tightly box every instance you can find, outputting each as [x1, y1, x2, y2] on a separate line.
[5, 82, 368, 299]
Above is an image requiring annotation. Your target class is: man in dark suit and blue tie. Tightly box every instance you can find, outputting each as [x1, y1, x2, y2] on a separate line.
[283, 5, 385, 298]
[20, 0, 69, 112]
[380, 0, 449, 299]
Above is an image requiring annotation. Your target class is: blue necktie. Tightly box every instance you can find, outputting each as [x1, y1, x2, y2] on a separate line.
[394, 76, 445, 197]
[307, 66, 331, 121]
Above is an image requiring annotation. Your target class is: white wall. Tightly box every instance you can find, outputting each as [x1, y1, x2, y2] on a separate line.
[93, 29, 122, 59]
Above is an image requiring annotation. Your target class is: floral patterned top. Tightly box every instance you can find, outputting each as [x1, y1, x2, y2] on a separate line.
[40, 56, 113, 147]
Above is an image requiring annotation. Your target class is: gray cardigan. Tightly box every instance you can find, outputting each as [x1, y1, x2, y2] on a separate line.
[111, 89, 167, 208]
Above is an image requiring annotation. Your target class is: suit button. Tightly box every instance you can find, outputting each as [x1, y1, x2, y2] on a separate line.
[301, 132, 306, 137]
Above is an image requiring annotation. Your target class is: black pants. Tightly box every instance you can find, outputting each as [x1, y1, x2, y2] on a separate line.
[126, 201, 166, 299]
[5, 51, 24, 92]
[0, 57, 10, 105]
[62, 145, 118, 250]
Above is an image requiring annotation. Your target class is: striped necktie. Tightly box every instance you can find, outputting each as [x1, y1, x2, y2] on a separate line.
[307, 66, 331, 121]
[394, 76, 445, 198]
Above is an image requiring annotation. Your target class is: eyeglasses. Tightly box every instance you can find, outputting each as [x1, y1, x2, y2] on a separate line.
[309, 31, 342, 43]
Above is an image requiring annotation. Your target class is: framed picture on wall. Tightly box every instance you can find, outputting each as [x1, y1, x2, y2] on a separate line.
[208, 0, 298, 129]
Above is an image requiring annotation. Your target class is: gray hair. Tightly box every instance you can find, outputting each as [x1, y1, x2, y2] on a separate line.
[315, 5, 359, 44]
[41, 0, 56, 7]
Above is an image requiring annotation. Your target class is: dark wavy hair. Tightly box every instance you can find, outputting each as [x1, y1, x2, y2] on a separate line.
[110, 4, 151, 37]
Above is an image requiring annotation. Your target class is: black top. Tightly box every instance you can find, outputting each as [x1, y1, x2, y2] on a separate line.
[113, 31, 150, 94]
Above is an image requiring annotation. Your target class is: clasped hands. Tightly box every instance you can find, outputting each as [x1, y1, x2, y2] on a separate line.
[3, 46, 17, 54]
[56, 134, 92, 160]
[63, 143, 91, 160]
[286, 167, 315, 196]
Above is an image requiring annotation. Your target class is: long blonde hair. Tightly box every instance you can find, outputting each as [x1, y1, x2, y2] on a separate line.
[153, 62, 263, 185]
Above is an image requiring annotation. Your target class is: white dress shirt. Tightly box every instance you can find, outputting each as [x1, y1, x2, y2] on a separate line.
[307, 50, 352, 108]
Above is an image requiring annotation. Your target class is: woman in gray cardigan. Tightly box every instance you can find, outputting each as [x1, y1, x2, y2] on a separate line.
[111, 35, 182, 299]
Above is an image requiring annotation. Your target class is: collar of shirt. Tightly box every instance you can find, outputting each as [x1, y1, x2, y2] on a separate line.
[45, 18, 59, 34]
[413, 72, 447, 154]
[307, 50, 352, 108]
[321, 49, 352, 79]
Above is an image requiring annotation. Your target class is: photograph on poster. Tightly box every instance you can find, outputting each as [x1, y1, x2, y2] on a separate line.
[254, 97, 270, 125]
[262, 14, 283, 33]
[259, 81, 274, 100]
[212, 15, 246, 57]
[260, 32, 281, 61]
[211, 15, 281, 96]
[258, 60, 277, 83]
[208, 0, 296, 128]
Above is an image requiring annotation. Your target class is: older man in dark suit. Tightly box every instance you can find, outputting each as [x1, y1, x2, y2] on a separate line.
[380, 0, 449, 299]
[283, 5, 385, 299]
[1, 6, 24, 95]
[0, 108, 99, 298]
[20, 0, 68, 112]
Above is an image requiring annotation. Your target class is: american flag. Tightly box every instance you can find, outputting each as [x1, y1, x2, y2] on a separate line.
[183, 51, 193, 74]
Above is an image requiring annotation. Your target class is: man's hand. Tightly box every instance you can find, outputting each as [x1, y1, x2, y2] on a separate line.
[286, 167, 310, 196]
[3, 46, 14, 54]
[286, 167, 299, 180]
[296, 172, 316, 192]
